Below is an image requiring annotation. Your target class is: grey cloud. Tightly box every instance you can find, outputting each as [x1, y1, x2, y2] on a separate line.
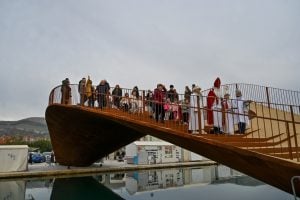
[0, 0, 300, 120]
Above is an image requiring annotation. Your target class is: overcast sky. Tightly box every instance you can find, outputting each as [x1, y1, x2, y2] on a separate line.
[0, 0, 299, 120]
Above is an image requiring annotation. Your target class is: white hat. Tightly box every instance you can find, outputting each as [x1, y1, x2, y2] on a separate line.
[193, 86, 201, 94]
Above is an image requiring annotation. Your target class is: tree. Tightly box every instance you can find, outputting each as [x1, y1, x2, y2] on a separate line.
[30, 140, 52, 152]
[5, 138, 52, 152]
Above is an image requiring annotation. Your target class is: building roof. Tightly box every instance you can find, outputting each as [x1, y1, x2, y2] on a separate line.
[0, 145, 29, 149]
[133, 141, 174, 146]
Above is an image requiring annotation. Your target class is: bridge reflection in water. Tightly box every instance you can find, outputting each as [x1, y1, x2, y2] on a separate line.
[46, 83, 300, 196]
[1, 166, 295, 200]
[50, 176, 124, 200]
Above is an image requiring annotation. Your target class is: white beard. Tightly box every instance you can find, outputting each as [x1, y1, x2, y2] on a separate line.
[214, 88, 222, 98]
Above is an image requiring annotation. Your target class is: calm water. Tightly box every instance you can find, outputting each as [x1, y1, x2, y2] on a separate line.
[0, 165, 296, 200]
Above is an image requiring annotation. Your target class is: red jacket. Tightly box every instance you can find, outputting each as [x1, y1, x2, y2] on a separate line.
[154, 88, 166, 104]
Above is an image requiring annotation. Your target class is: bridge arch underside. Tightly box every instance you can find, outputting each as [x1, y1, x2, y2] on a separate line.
[46, 105, 146, 166]
[46, 104, 299, 195]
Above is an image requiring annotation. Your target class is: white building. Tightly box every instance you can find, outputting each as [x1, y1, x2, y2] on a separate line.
[0, 145, 28, 172]
[125, 138, 209, 165]
[125, 141, 182, 164]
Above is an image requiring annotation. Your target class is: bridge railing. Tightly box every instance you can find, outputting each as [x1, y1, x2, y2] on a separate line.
[48, 83, 300, 162]
[202, 83, 300, 114]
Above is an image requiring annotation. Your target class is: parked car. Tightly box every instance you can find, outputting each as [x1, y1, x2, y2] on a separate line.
[31, 153, 46, 163]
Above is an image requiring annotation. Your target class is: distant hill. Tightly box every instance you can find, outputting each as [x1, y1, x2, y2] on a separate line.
[0, 117, 49, 136]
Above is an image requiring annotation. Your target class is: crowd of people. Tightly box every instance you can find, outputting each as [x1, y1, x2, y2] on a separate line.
[59, 76, 251, 135]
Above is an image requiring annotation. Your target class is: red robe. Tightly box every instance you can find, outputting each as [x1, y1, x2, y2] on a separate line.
[207, 89, 217, 125]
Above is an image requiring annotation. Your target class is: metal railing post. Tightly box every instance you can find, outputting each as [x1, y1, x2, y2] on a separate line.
[290, 105, 300, 162]
[266, 87, 275, 153]
[266, 87, 271, 109]
[197, 95, 202, 134]
[286, 121, 293, 160]
[49, 91, 54, 105]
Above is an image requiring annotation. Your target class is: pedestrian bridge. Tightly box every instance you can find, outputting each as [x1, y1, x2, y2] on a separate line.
[46, 83, 300, 196]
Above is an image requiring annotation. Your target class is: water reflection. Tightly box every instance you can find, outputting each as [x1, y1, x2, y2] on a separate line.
[0, 165, 296, 200]
[0, 180, 25, 200]
[123, 165, 263, 195]
[50, 176, 124, 200]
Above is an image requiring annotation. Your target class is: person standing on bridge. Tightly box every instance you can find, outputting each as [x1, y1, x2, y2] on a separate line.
[96, 80, 109, 109]
[167, 84, 179, 103]
[222, 93, 234, 135]
[167, 85, 179, 120]
[207, 77, 221, 126]
[90, 85, 96, 107]
[61, 78, 72, 105]
[112, 84, 122, 108]
[164, 98, 172, 120]
[132, 86, 139, 99]
[86, 76, 93, 107]
[154, 83, 167, 123]
[232, 89, 249, 134]
[181, 98, 190, 124]
[189, 86, 204, 134]
[120, 92, 131, 112]
[105, 80, 111, 107]
[78, 77, 86, 106]
[184, 86, 192, 101]
[146, 90, 154, 118]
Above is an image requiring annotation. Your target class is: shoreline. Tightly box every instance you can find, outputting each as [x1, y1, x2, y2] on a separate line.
[0, 160, 217, 181]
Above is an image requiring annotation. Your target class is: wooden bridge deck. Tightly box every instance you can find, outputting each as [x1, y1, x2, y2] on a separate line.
[46, 104, 300, 195]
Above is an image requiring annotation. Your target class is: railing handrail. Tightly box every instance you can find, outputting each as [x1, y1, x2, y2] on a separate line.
[49, 83, 300, 108]
[48, 83, 300, 126]
[202, 82, 300, 94]
[202, 83, 300, 108]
